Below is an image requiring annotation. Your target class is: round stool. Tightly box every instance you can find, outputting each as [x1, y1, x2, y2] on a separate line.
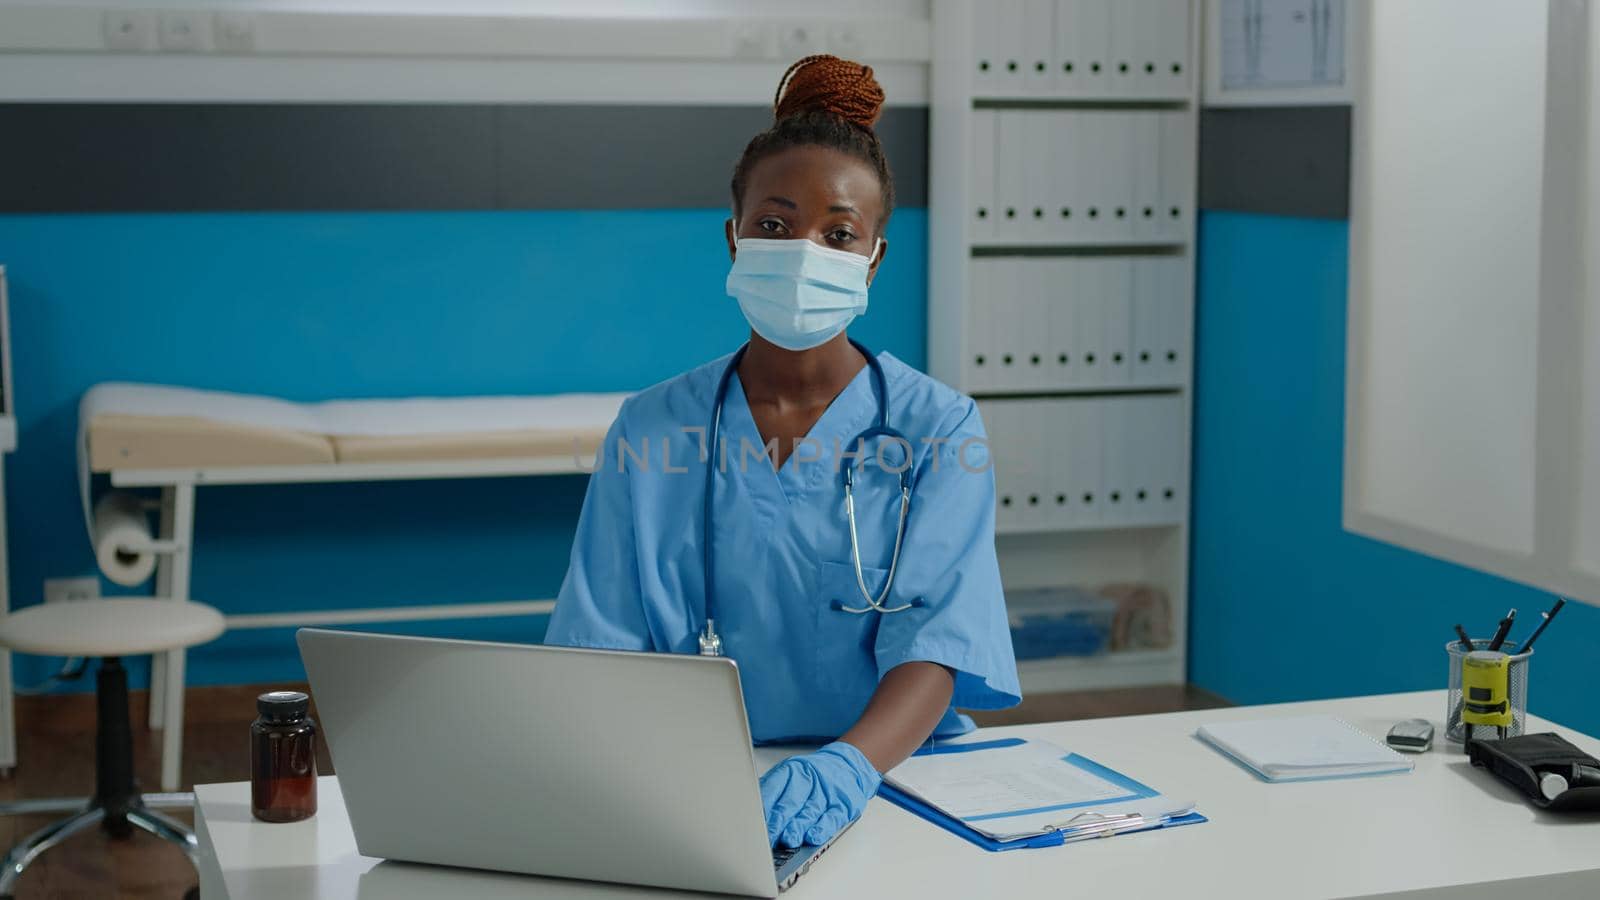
[0, 599, 224, 897]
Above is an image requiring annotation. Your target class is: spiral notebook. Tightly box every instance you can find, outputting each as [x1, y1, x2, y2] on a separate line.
[1196, 714, 1415, 782]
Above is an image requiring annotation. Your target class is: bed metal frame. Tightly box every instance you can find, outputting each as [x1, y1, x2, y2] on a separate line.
[30, 454, 588, 792]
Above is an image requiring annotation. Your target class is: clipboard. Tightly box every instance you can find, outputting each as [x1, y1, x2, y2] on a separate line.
[878, 738, 1208, 852]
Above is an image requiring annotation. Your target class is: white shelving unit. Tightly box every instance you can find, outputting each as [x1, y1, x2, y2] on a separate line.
[929, 0, 1199, 693]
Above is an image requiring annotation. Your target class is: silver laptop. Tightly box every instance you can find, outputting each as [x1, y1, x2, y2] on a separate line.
[297, 629, 849, 897]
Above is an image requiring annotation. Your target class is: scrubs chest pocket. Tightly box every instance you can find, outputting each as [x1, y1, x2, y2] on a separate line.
[813, 561, 889, 697]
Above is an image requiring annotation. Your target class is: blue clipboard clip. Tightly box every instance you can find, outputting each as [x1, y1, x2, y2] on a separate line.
[1045, 810, 1177, 843]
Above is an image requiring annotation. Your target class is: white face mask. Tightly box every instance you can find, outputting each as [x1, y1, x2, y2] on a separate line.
[725, 236, 882, 351]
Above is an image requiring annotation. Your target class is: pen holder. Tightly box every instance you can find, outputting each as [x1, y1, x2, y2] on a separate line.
[1445, 640, 1531, 744]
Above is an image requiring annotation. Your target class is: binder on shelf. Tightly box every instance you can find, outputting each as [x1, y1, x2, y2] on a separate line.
[972, 0, 1002, 96]
[1100, 398, 1134, 526]
[880, 737, 1205, 852]
[1158, 111, 1191, 241]
[988, 402, 1025, 530]
[995, 110, 1029, 242]
[1066, 0, 1114, 96]
[1129, 112, 1164, 242]
[1073, 259, 1108, 389]
[992, 258, 1020, 379]
[1161, 256, 1190, 383]
[1154, 0, 1192, 94]
[1044, 260, 1075, 388]
[966, 260, 993, 392]
[1024, 397, 1049, 525]
[1022, 111, 1055, 242]
[1067, 399, 1104, 528]
[1156, 394, 1185, 517]
[1124, 398, 1160, 526]
[1101, 258, 1135, 387]
[994, 0, 1028, 95]
[1023, 0, 1056, 94]
[970, 108, 996, 243]
[1050, 111, 1083, 243]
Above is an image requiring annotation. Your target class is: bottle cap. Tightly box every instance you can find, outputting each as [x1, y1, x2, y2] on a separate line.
[257, 690, 310, 721]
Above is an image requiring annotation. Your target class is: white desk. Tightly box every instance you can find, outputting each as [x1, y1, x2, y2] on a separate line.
[194, 691, 1600, 899]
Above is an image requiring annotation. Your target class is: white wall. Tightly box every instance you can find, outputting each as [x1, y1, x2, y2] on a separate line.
[1346, 0, 1600, 605]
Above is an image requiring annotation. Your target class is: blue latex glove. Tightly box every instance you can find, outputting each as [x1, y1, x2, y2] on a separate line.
[759, 741, 882, 849]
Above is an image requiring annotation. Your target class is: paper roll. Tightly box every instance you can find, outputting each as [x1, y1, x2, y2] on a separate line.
[93, 491, 157, 586]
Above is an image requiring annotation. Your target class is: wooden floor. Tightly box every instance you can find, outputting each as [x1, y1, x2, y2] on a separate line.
[1, 681, 1228, 898]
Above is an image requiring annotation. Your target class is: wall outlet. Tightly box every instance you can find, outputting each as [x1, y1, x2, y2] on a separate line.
[213, 12, 256, 52]
[44, 577, 100, 605]
[102, 11, 154, 51]
[777, 22, 825, 59]
[158, 12, 207, 52]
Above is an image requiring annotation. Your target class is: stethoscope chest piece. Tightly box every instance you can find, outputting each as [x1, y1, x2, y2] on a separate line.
[699, 619, 723, 657]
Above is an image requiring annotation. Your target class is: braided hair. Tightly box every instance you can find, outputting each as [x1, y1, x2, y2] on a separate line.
[731, 54, 896, 228]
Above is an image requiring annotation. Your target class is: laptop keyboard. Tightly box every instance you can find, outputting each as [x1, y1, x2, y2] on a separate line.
[771, 846, 800, 870]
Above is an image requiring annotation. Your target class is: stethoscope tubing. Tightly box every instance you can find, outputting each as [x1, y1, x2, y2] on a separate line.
[700, 339, 917, 656]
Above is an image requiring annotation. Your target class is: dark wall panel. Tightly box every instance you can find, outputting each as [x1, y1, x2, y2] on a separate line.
[0, 103, 928, 212]
[1198, 105, 1351, 219]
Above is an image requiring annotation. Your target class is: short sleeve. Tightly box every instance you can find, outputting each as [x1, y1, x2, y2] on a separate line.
[873, 400, 1021, 710]
[544, 412, 652, 651]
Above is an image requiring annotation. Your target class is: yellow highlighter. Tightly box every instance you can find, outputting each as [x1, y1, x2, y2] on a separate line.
[1461, 650, 1513, 741]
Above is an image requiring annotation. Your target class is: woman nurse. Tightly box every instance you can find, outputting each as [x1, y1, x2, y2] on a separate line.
[545, 55, 1020, 850]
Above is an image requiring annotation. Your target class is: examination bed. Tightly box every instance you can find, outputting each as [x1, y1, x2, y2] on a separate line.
[75, 382, 629, 790]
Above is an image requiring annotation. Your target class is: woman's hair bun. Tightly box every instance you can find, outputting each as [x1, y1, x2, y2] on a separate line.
[773, 54, 885, 130]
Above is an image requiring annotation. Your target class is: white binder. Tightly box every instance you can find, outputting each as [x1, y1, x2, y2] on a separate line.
[972, 0, 1002, 95]
[1016, 260, 1048, 391]
[1102, 258, 1134, 387]
[1107, 0, 1143, 96]
[1159, 256, 1190, 384]
[1074, 258, 1107, 388]
[978, 400, 1005, 528]
[1129, 112, 1163, 241]
[1022, 111, 1055, 241]
[967, 259, 994, 392]
[1156, 394, 1185, 519]
[1051, 111, 1083, 242]
[991, 257, 1020, 381]
[1100, 398, 1134, 526]
[1108, 111, 1138, 239]
[1023, 0, 1057, 95]
[994, 0, 1029, 96]
[1068, 399, 1104, 528]
[1158, 111, 1191, 241]
[996, 110, 1030, 242]
[1065, 0, 1114, 96]
[971, 108, 997, 243]
[1154, 0, 1192, 96]
[1025, 400, 1056, 529]
[1124, 397, 1159, 526]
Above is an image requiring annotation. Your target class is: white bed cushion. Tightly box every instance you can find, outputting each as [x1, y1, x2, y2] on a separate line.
[82, 382, 628, 472]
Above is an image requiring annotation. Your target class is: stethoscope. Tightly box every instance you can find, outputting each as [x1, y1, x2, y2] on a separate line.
[698, 339, 923, 657]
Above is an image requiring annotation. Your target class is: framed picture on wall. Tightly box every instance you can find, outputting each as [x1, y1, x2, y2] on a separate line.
[1204, 0, 1360, 106]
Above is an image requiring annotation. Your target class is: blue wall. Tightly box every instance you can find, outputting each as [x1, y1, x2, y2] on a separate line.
[5, 205, 1593, 738]
[0, 209, 927, 690]
[1189, 210, 1597, 735]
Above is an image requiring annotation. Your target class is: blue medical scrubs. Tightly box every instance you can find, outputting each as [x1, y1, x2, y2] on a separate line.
[544, 349, 1020, 742]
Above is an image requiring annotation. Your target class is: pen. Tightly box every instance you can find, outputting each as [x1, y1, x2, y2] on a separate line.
[1486, 608, 1516, 652]
[1520, 598, 1567, 654]
[1453, 625, 1475, 651]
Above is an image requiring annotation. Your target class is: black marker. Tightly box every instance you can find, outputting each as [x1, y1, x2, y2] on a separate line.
[1453, 624, 1475, 651]
[1486, 608, 1516, 652]
[1520, 598, 1567, 654]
